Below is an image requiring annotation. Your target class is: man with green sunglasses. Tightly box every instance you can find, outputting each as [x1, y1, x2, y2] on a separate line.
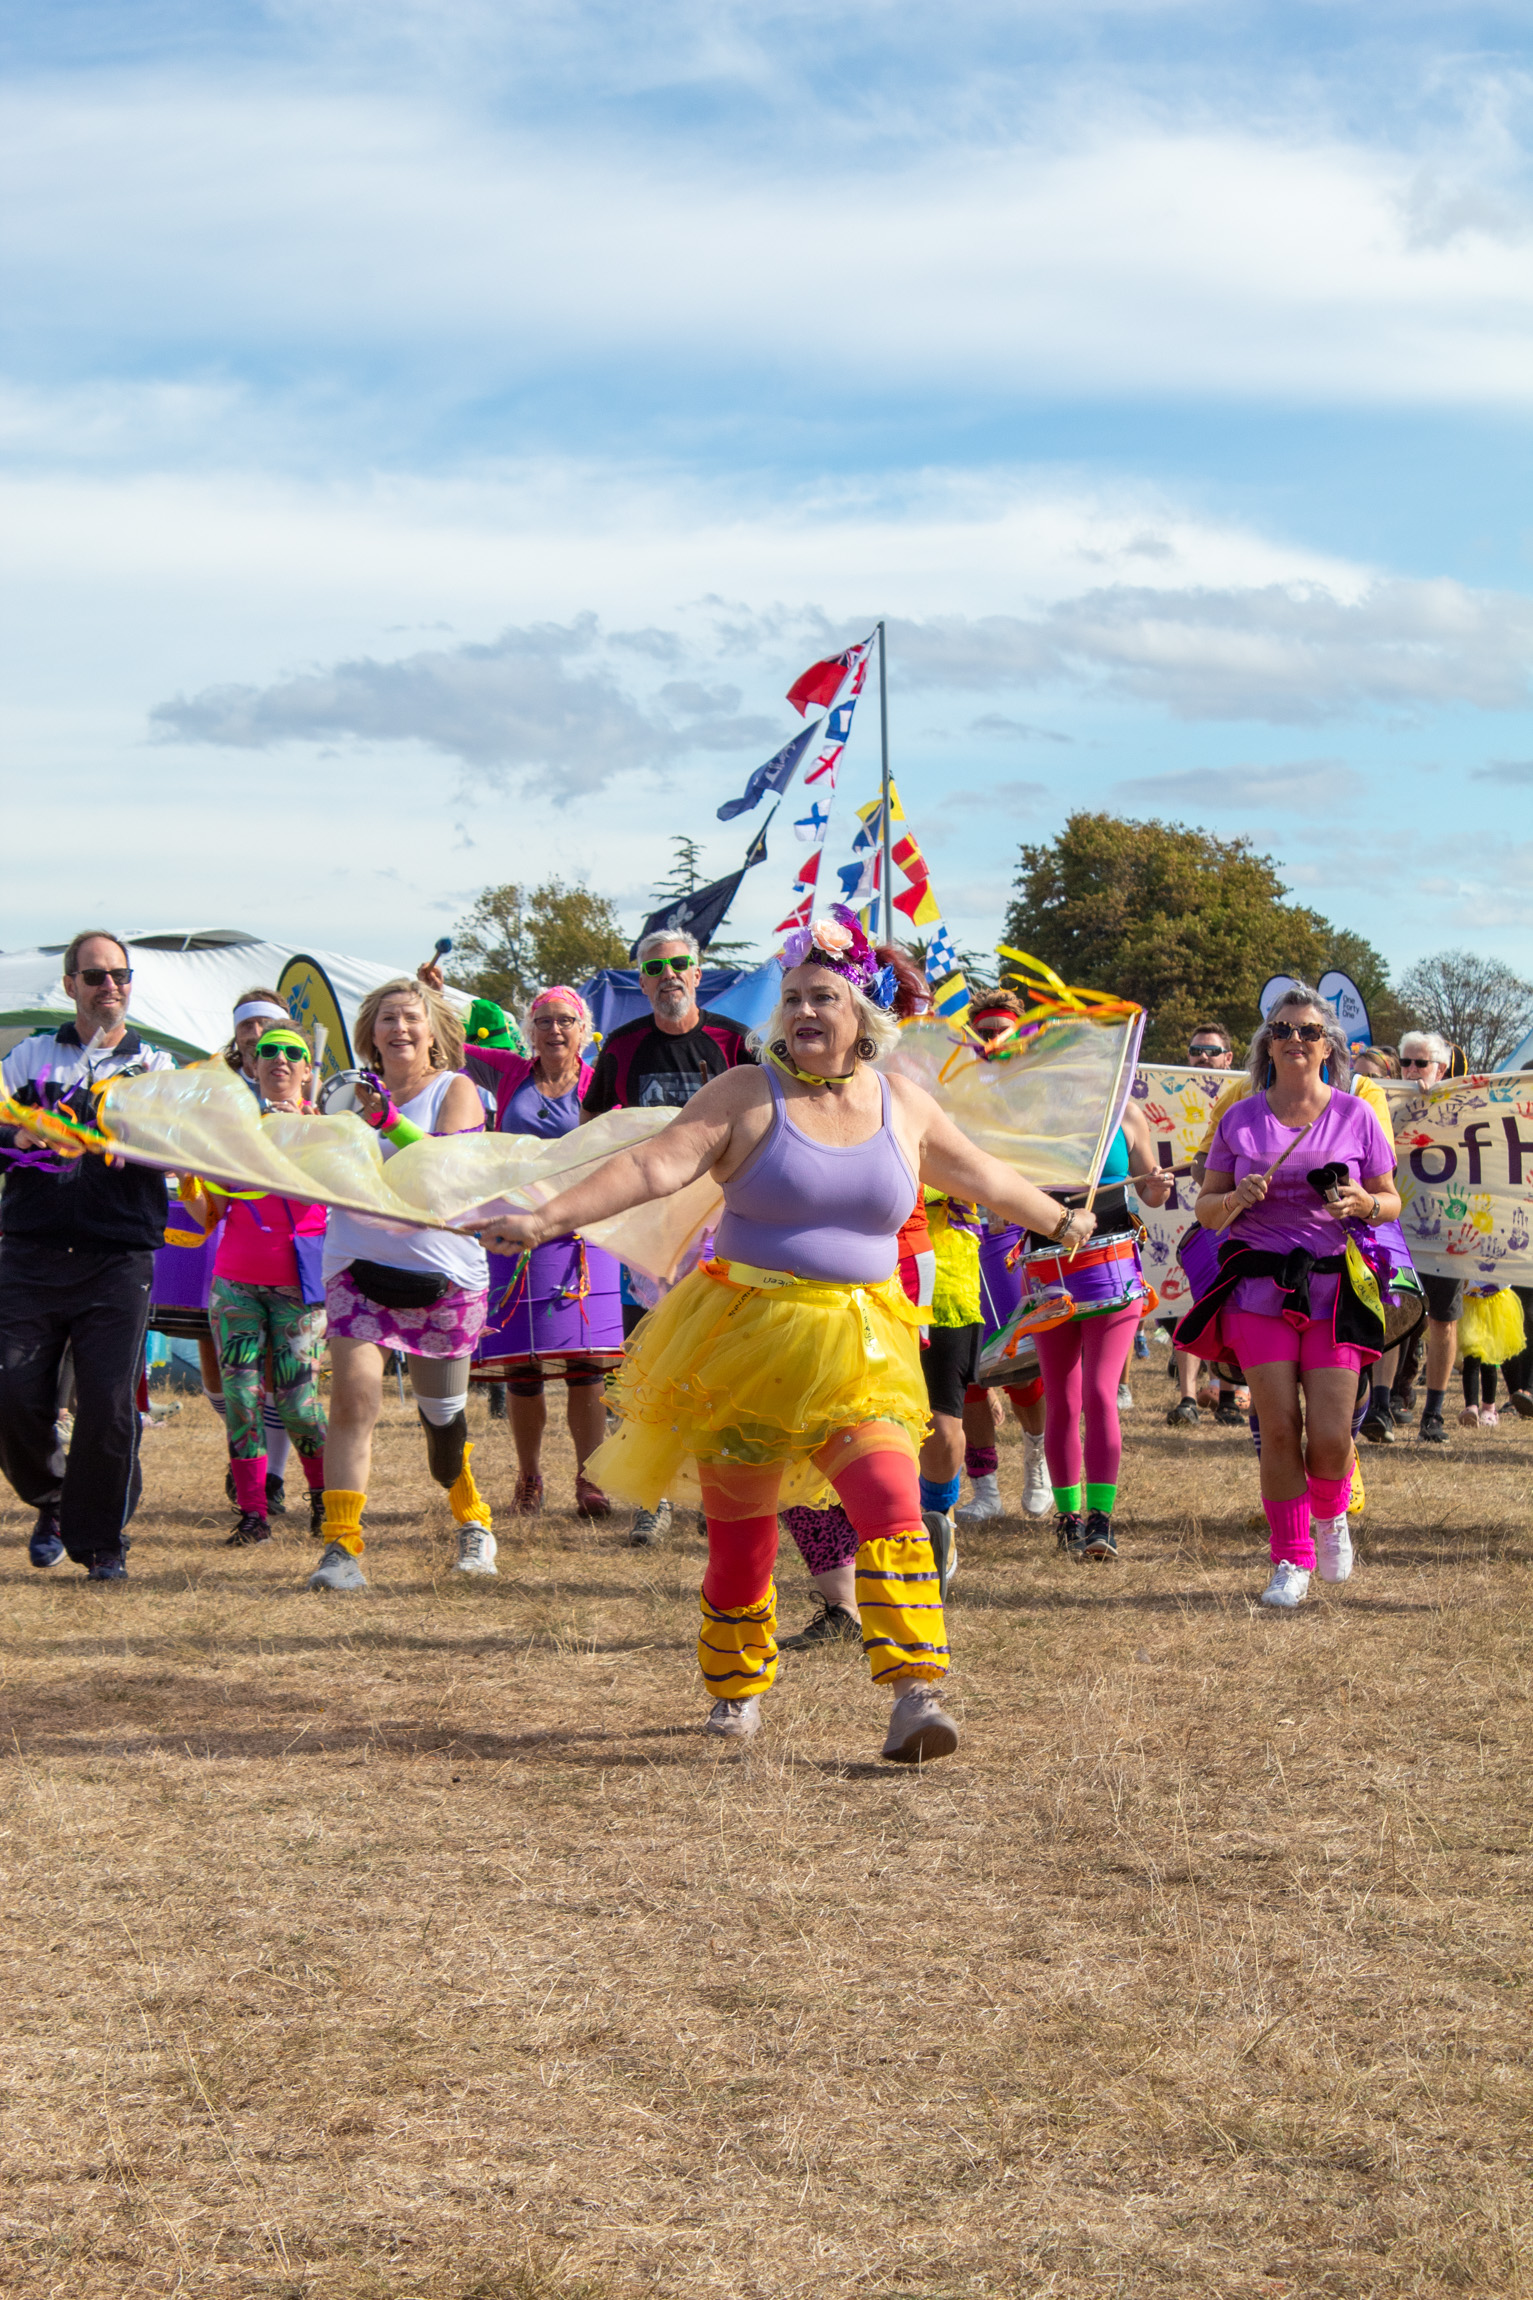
[582, 930, 753, 1547]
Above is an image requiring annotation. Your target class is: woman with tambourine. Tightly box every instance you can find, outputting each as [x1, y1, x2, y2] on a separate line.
[309, 977, 493, 1593]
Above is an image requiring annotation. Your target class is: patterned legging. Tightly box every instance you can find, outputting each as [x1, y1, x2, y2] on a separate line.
[209, 1278, 327, 1462]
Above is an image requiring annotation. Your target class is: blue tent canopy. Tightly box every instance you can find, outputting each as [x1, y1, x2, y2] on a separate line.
[581, 958, 779, 1047]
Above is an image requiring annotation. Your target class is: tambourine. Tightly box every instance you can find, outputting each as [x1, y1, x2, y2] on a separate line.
[316, 1067, 382, 1117]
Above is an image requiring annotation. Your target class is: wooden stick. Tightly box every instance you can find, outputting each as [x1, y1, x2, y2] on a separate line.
[1213, 1117, 1315, 1231]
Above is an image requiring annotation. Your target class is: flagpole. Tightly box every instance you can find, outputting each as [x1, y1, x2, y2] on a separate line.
[878, 618, 892, 943]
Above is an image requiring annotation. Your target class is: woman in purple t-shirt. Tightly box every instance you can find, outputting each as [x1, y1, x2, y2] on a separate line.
[1180, 986, 1400, 1611]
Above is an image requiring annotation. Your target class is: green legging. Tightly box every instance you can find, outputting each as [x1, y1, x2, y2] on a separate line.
[209, 1278, 327, 1462]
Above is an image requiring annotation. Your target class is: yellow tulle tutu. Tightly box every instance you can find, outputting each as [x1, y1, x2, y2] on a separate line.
[1458, 1287, 1525, 1365]
[586, 1258, 931, 1512]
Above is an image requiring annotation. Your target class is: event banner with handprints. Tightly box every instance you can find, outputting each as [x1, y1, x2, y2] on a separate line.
[1125, 1066, 1533, 1307]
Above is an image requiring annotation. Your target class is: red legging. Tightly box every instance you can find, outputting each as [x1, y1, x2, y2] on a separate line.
[1033, 1304, 1140, 1492]
[700, 1448, 923, 1608]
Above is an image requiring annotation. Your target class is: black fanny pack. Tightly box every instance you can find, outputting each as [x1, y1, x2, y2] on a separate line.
[346, 1258, 451, 1310]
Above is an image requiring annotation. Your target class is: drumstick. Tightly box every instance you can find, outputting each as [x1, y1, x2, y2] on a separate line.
[1214, 1118, 1315, 1231]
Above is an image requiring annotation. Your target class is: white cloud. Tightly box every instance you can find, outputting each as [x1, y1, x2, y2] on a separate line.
[149, 617, 777, 793]
[1114, 761, 1363, 810]
[4, 84, 1533, 411]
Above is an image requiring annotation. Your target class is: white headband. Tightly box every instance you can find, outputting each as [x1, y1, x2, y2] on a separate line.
[233, 999, 289, 1026]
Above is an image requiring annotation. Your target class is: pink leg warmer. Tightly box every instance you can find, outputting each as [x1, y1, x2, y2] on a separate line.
[229, 1453, 269, 1516]
[1080, 1305, 1141, 1489]
[1307, 1469, 1353, 1519]
[300, 1451, 325, 1492]
[1264, 1493, 1315, 1569]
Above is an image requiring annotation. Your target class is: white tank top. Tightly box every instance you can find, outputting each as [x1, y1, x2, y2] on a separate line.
[323, 1071, 489, 1292]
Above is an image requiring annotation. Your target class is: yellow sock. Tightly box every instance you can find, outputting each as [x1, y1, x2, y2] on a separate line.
[324, 1489, 366, 1555]
[448, 1441, 492, 1529]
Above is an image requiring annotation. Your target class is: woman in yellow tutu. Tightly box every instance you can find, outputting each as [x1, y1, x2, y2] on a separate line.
[479, 908, 1093, 1763]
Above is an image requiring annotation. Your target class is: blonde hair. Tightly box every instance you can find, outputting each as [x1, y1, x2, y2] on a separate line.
[749, 967, 903, 1067]
[354, 977, 465, 1073]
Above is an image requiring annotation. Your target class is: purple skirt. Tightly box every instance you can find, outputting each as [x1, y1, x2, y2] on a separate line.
[324, 1267, 487, 1359]
[150, 1220, 224, 1339]
[473, 1235, 623, 1378]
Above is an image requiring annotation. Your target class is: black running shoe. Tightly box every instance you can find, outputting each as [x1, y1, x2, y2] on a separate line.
[1166, 1397, 1200, 1428]
[29, 1511, 64, 1569]
[1213, 1401, 1245, 1427]
[87, 1551, 127, 1581]
[1419, 1414, 1449, 1444]
[1359, 1406, 1395, 1445]
[1508, 1389, 1533, 1420]
[1080, 1510, 1118, 1561]
[1055, 1511, 1084, 1556]
[778, 1595, 862, 1651]
[226, 1512, 273, 1548]
[265, 1474, 288, 1517]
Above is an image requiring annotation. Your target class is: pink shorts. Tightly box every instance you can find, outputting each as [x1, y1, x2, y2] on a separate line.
[1223, 1308, 1368, 1376]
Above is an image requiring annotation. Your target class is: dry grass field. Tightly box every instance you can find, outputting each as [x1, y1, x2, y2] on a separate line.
[1, 1362, 1529, 2300]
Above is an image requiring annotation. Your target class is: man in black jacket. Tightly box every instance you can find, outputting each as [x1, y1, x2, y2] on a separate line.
[0, 932, 173, 1578]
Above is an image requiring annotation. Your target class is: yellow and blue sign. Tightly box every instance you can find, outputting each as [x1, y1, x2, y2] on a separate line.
[277, 954, 353, 1089]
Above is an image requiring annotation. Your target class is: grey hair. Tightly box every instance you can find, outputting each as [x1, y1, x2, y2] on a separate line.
[749, 973, 903, 1066]
[1399, 1028, 1452, 1071]
[1247, 983, 1352, 1092]
[634, 927, 701, 969]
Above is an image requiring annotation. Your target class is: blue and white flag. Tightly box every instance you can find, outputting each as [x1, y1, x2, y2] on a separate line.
[716, 722, 820, 823]
[794, 802, 831, 844]
[925, 921, 959, 983]
[837, 852, 879, 902]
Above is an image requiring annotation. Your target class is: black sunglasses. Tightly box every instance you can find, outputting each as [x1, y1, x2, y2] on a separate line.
[1400, 1055, 1433, 1068]
[77, 966, 132, 988]
[1270, 1021, 1327, 1044]
[641, 956, 694, 976]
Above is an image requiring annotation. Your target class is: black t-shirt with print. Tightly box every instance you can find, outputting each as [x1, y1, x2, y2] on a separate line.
[582, 1009, 751, 1114]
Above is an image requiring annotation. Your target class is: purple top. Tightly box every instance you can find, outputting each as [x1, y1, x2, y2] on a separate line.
[502, 1071, 582, 1140]
[1209, 1089, 1394, 1322]
[715, 1067, 918, 1285]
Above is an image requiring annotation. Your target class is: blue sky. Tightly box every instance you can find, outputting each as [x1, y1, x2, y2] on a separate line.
[5, 0, 1533, 991]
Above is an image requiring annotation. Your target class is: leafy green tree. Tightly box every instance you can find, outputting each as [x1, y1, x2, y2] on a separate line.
[1003, 813, 1395, 1061]
[446, 879, 629, 1012]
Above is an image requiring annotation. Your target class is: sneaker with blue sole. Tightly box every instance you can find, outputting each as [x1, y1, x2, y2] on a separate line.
[29, 1511, 64, 1569]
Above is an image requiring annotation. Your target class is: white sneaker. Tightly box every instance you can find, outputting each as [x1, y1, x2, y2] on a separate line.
[1260, 1560, 1310, 1609]
[1117, 1383, 1134, 1410]
[882, 1682, 960, 1764]
[1314, 1514, 1353, 1583]
[453, 1526, 498, 1576]
[308, 1542, 367, 1593]
[954, 1472, 1003, 1522]
[923, 1509, 958, 1598]
[1021, 1431, 1051, 1516]
[703, 1696, 761, 1740]
[628, 1499, 672, 1548]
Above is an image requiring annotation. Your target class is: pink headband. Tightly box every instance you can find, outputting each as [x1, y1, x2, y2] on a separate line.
[529, 986, 587, 1022]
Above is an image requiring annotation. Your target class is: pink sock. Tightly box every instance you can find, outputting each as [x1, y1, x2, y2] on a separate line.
[1263, 1493, 1315, 1570]
[1307, 1470, 1352, 1520]
[300, 1451, 325, 1493]
[230, 1453, 269, 1515]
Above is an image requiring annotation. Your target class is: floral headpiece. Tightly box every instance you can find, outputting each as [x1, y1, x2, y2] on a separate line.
[779, 906, 898, 1010]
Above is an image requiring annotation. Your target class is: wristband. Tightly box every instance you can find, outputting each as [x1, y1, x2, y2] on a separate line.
[1051, 1205, 1074, 1243]
[382, 1114, 426, 1148]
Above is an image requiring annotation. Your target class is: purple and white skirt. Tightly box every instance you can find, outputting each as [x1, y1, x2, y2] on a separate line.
[324, 1267, 488, 1359]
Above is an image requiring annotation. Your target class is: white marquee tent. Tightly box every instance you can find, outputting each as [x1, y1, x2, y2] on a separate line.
[0, 929, 452, 1064]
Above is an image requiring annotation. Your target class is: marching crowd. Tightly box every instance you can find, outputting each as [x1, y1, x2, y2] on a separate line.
[0, 919, 1493, 1764]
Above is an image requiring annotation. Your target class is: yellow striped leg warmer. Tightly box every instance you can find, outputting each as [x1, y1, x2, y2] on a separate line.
[856, 1531, 950, 1684]
[698, 1584, 779, 1702]
[448, 1441, 493, 1529]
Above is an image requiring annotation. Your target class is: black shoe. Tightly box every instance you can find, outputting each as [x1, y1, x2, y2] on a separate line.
[226, 1512, 273, 1548]
[1359, 1407, 1396, 1445]
[1213, 1402, 1245, 1427]
[265, 1474, 288, 1517]
[1166, 1397, 1200, 1428]
[1055, 1511, 1083, 1556]
[1419, 1414, 1449, 1444]
[309, 1489, 327, 1537]
[1508, 1389, 1533, 1420]
[1388, 1395, 1410, 1425]
[29, 1510, 65, 1569]
[1080, 1510, 1118, 1561]
[87, 1551, 127, 1581]
[778, 1594, 862, 1651]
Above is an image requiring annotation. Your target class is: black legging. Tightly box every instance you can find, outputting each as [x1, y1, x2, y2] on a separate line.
[1499, 1287, 1533, 1397]
[1461, 1358, 1498, 1408]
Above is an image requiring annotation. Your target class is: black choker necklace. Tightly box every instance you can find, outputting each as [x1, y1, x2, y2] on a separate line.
[768, 1042, 857, 1088]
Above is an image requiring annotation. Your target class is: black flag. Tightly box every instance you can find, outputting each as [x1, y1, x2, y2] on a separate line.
[628, 816, 773, 959]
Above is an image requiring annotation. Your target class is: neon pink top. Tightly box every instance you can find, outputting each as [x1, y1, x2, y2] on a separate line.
[214, 1195, 327, 1290]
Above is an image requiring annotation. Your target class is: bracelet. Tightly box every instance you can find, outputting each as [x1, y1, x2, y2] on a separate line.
[1051, 1205, 1074, 1243]
[1368, 1195, 1380, 1224]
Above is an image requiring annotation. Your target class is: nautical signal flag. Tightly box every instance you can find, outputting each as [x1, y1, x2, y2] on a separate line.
[786, 634, 874, 718]
[716, 721, 819, 822]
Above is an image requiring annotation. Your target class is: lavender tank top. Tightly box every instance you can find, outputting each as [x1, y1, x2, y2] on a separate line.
[715, 1068, 918, 1284]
